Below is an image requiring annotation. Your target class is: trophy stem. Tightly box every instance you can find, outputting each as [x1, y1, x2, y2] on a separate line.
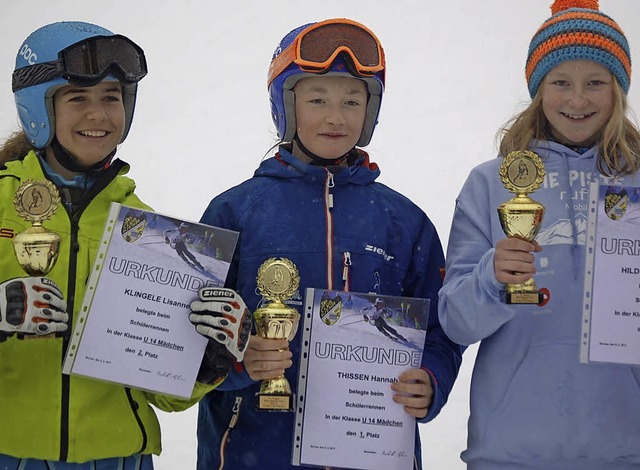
[256, 376, 294, 411]
[503, 278, 545, 304]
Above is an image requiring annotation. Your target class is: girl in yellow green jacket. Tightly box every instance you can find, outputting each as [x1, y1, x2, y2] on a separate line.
[0, 21, 251, 469]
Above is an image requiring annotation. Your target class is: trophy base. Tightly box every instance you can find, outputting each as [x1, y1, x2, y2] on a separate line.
[256, 393, 294, 412]
[502, 291, 545, 305]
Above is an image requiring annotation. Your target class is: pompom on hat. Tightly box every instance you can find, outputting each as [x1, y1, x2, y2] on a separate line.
[525, 0, 631, 98]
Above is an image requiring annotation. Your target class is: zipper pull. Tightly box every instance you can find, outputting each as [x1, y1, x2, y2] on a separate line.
[326, 172, 335, 188]
[342, 252, 351, 281]
[229, 396, 243, 429]
[232, 396, 242, 413]
[60, 187, 74, 212]
[326, 172, 335, 209]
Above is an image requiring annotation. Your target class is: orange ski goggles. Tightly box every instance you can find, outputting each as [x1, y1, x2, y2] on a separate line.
[267, 18, 385, 87]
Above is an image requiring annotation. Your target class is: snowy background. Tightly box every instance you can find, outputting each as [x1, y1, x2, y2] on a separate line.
[1, 0, 639, 468]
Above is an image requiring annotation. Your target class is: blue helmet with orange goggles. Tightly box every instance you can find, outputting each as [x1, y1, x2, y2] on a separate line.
[268, 18, 386, 148]
[12, 21, 147, 149]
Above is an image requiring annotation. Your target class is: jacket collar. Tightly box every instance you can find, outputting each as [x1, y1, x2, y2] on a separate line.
[528, 139, 599, 160]
[254, 145, 381, 186]
[1, 151, 137, 203]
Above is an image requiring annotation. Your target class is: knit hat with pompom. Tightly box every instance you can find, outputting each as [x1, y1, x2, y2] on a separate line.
[525, 0, 631, 98]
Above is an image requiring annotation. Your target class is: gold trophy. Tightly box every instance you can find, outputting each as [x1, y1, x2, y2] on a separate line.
[254, 257, 300, 411]
[13, 180, 61, 276]
[497, 150, 546, 304]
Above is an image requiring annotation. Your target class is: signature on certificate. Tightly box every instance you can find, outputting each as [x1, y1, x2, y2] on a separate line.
[156, 370, 186, 381]
[382, 450, 408, 458]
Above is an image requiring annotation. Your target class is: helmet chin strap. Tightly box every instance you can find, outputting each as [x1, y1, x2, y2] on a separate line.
[293, 135, 358, 166]
[51, 137, 115, 173]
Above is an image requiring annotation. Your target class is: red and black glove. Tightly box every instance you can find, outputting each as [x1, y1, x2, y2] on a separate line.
[190, 287, 253, 384]
[0, 277, 68, 342]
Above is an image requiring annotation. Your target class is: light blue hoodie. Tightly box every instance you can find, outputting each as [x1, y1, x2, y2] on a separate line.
[439, 140, 640, 469]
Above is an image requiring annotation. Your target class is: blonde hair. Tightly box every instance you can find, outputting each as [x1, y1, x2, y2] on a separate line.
[0, 131, 34, 167]
[498, 79, 640, 177]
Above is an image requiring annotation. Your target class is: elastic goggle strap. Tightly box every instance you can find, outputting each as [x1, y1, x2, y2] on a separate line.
[12, 34, 147, 92]
[267, 19, 385, 87]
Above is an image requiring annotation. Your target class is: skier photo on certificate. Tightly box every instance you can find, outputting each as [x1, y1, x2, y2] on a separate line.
[362, 297, 408, 344]
[164, 222, 205, 271]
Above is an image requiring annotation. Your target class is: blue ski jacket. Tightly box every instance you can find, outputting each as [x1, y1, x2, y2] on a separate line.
[196, 147, 463, 469]
[439, 140, 640, 469]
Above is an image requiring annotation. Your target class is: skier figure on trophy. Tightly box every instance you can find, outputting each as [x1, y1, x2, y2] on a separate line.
[164, 222, 205, 270]
[514, 160, 529, 182]
[363, 297, 408, 343]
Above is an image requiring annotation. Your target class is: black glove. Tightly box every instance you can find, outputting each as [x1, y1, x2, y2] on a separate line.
[196, 339, 236, 385]
[0, 277, 68, 341]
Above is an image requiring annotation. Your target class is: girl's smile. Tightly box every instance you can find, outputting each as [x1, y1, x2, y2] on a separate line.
[541, 60, 614, 147]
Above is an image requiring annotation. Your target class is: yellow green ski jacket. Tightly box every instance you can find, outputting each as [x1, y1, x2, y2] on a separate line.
[0, 152, 214, 462]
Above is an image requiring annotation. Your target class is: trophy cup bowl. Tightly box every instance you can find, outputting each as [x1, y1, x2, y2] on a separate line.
[498, 196, 545, 242]
[254, 257, 300, 412]
[254, 301, 300, 410]
[13, 224, 61, 276]
[497, 151, 546, 305]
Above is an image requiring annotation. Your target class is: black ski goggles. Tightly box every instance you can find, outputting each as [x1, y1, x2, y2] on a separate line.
[267, 18, 385, 87]
[12, 34, 148, 92]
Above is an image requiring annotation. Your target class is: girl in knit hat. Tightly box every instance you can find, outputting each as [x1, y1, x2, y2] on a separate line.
[439, 1, 640, 468]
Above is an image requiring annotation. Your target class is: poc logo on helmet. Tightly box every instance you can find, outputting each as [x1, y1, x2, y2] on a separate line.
[19, 43, 38, 65]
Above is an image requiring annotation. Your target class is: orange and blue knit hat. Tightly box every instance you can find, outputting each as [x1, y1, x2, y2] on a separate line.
[526, 0, 631, 98]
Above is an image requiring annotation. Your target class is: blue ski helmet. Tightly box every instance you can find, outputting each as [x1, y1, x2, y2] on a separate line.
[267, 19, 386, 147]
[13, 21, 147, 149]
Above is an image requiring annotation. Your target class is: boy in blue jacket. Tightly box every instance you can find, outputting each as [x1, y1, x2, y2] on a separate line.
[187, 18, 463, 470]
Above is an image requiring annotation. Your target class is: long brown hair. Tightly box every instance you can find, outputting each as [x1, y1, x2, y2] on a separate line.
[0, 131, 35, 167]
[497, 79, 640, 177]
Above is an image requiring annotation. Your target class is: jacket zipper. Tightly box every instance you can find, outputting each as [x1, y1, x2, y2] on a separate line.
[324, 171, 335, 289]
[55, 162, 142, 460]
[126, 387, 148, 454]
[342, 252, 351, 291]
[59, 195, 79, 461]
[219, 396, 243, 469]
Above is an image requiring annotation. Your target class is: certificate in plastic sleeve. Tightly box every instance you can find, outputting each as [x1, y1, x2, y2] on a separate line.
[293, 288, 430, 470]
[581, 182, 640, 365]
[62, 203, 238, 397]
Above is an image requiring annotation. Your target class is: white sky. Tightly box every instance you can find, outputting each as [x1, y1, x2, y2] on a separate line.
[2, 1, 639, 468]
